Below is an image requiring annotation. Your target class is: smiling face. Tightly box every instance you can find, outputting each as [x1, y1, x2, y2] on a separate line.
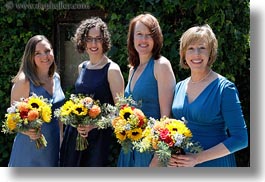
[185, 39, 210, 71]
[34, 40, 54, 72]
[85, 27, 103, 58]
[133, 21, 154, 58]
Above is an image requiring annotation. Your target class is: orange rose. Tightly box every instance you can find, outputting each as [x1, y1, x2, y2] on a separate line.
[88, 105, 101, 118]
[133, 108, 145, 120]
[17, 102, 29, 112]
[112, 117, 121, 127]
[133, 108, 146, 127]
[27, 109, 39, 121]
[153, 122, 164, 131]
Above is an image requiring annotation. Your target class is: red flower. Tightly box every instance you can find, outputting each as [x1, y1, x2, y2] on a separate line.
[159, 128, 174, 147]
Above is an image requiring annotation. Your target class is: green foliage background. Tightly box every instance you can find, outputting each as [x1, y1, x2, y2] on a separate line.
[0, 0, 249, 167]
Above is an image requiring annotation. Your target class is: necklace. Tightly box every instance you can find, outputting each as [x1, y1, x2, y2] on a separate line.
[89, 55, 106, 68]
[190, 70, 212, 84]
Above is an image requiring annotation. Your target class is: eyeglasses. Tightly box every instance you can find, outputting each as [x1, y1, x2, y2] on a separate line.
[85, 37, 103, 43]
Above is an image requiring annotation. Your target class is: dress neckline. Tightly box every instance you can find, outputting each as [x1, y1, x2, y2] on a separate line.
[185, 76, 219, 105]
[129, 57, 153, 94]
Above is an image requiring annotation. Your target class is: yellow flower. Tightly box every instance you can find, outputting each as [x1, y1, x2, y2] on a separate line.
[166, 119, 193, 137]
[72, 104, 88, 116]
[41, 105, 52, 123]
[127, 128, 143, 141]
[60, 100, 74, 116]
[152, 138, 159, 150]
[116, 130, 127, 141]
[28, 97, 45, 110]
[139, 135, 152, 152]
[119, 106, 134, 120]
[142, 126, 151, 137]
[6, 113, 19, 131]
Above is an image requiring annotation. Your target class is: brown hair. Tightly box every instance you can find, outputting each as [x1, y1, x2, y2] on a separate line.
[12, 35, 56, 86]
[127, 13, 163, 67]
[73, 17, 111, 54]
[179, 24, 218, 69]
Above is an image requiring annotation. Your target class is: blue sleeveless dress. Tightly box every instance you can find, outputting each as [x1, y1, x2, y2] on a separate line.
[117, 58, 159, 167]
[8, 73, 65, 167]
[171, 76, 248, 167]
[60, 61, 116, 167]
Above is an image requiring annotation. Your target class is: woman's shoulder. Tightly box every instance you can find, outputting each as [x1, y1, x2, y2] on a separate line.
[78, 60, 88, 69]
[216, 74, 235, 87]
[11, 73, 30, 101]
[154, 56, 173, 71]
[13, 72, 29, 85]
[154, 56, 171, 65]
[108, 59, 122, 71]
[53, 72, 61, 79]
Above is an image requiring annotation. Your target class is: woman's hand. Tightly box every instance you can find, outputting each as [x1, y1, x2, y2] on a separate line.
[167, 153, 199, 167]
[77, 124, 96, 138]
[21, 128, 41, 140]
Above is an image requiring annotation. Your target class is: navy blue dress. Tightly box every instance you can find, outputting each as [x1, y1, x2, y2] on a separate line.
[9, 73, 65, 167]
[60, 61, 116, 167]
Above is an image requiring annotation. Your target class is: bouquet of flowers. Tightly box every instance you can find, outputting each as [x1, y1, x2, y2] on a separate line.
[54, 93, 117, 151]
[111, 95, 148, 153]
[135, 116, 203, 166]
[1, 93, 52, 149]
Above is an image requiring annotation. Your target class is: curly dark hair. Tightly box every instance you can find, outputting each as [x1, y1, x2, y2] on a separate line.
[72, 17, 111, 54]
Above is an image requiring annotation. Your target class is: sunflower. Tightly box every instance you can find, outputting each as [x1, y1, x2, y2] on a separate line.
[167, 119, 192, 137]
[60, 100, 74, 116]
[119, 106, 134, 120]
[28, 97, 45, 110]
[72, 104, 88, 116]
[116, 130, 127, 141]
[127, 128, 143, 141]
[6, 113, 19, 131]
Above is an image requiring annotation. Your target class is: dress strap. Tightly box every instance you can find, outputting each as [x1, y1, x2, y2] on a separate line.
[82, 61, 88, 69]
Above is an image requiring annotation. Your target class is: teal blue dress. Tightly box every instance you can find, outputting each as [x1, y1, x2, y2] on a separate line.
[8, 73, 65, 167]
[117, 58, 159, 167]
[171, 76, 248, 167]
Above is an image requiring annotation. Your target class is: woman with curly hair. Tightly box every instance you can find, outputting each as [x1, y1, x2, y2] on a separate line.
[60, 17, 124, 167]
